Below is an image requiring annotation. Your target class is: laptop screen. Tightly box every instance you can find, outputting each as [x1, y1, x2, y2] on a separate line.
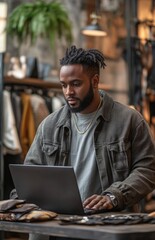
[9, 164, 85, 215]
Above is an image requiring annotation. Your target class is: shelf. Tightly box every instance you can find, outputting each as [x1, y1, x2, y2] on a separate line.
[4, 76, 61, 90]
[4, 76, 112, 91]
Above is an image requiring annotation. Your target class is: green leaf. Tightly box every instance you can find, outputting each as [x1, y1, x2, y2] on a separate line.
[6, 0, 73, 49]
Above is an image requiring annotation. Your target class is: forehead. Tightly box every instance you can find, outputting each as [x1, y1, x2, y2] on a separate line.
[60, 64, 85, 78]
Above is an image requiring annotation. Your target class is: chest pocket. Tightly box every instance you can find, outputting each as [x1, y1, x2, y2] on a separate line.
[108, 141, 131, 171]
[42, 143, 59, 165]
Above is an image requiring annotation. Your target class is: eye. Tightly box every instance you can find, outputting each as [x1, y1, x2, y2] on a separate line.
[60, 83, 67, 88]
[72, 81, 81, 87]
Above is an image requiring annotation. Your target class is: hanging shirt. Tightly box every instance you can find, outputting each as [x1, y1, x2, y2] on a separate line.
[3, 90, 22, 155]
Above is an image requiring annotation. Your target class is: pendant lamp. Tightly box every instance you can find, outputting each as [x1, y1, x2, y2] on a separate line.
[81, 1, 107, 37]
[81, 13, 107, 37]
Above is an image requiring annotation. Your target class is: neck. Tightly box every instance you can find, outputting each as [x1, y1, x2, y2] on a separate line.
[72, 96, 103, 134]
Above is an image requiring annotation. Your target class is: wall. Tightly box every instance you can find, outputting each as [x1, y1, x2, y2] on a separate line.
[5, 0, 129, 104]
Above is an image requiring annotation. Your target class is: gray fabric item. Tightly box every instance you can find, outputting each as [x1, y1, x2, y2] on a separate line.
[70, 111, 102, 202]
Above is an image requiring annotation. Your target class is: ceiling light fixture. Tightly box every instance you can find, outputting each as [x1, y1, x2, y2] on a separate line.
[81, 1, 107, 37]
[82, 13, 107, 37]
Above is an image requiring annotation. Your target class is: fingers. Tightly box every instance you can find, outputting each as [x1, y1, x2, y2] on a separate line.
[83, 194, 97, 207]
[83, 194, 113, 210]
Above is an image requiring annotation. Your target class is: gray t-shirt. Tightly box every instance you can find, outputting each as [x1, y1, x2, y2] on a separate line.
[69, 111, 102, 202]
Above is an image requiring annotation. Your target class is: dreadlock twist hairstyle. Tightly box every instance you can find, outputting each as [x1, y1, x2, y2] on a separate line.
[60, 45, 106, 76]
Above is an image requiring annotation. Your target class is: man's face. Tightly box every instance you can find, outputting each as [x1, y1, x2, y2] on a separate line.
[60, 64, 94, 113]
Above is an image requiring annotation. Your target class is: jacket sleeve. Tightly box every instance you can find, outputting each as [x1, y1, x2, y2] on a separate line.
[103, 119, 155, 211]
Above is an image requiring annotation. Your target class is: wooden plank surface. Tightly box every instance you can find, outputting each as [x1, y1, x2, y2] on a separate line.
[0, 218, 155, 240]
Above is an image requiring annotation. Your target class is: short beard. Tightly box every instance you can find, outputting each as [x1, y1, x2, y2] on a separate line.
[66, 83, 94, 113]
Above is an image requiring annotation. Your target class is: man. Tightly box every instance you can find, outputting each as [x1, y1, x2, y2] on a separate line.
[23, 45, 155, 240]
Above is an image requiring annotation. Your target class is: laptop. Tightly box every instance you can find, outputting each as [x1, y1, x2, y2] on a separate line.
[9, 164, 105, 215]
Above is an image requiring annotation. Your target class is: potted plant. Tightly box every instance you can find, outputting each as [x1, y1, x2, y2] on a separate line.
[6, 0, 73, 50]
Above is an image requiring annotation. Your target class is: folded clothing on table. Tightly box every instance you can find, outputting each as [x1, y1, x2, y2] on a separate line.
[0, 199, 57, 222]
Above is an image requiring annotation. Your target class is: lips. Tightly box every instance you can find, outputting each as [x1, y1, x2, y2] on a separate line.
[67, 98, 78, 105]
[68, 100, 77, 105]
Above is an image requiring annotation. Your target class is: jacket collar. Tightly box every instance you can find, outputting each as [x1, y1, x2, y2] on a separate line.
[99, 90, 114, 121]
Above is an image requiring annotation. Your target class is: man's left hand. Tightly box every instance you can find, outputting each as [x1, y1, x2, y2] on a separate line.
[83, 194, 113, 210]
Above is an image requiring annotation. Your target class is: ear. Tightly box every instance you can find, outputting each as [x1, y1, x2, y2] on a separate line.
[92, 74, 99, 88]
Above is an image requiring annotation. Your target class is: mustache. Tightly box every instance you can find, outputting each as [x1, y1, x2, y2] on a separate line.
[66, 97, 79, 101]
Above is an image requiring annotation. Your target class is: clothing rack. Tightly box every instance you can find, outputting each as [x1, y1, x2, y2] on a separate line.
[5, 76, 111, 93]
[4, 76, 62, 91]
[0, 75, 62, 202]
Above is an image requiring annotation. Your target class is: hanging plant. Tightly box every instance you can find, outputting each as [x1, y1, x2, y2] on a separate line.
[6, 0, 73, 49]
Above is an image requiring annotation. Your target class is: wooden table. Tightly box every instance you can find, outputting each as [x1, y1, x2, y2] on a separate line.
[0, 216, 155, 240]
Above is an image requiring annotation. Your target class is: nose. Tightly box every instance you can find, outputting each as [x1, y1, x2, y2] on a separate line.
[65, 85, 74, 95]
